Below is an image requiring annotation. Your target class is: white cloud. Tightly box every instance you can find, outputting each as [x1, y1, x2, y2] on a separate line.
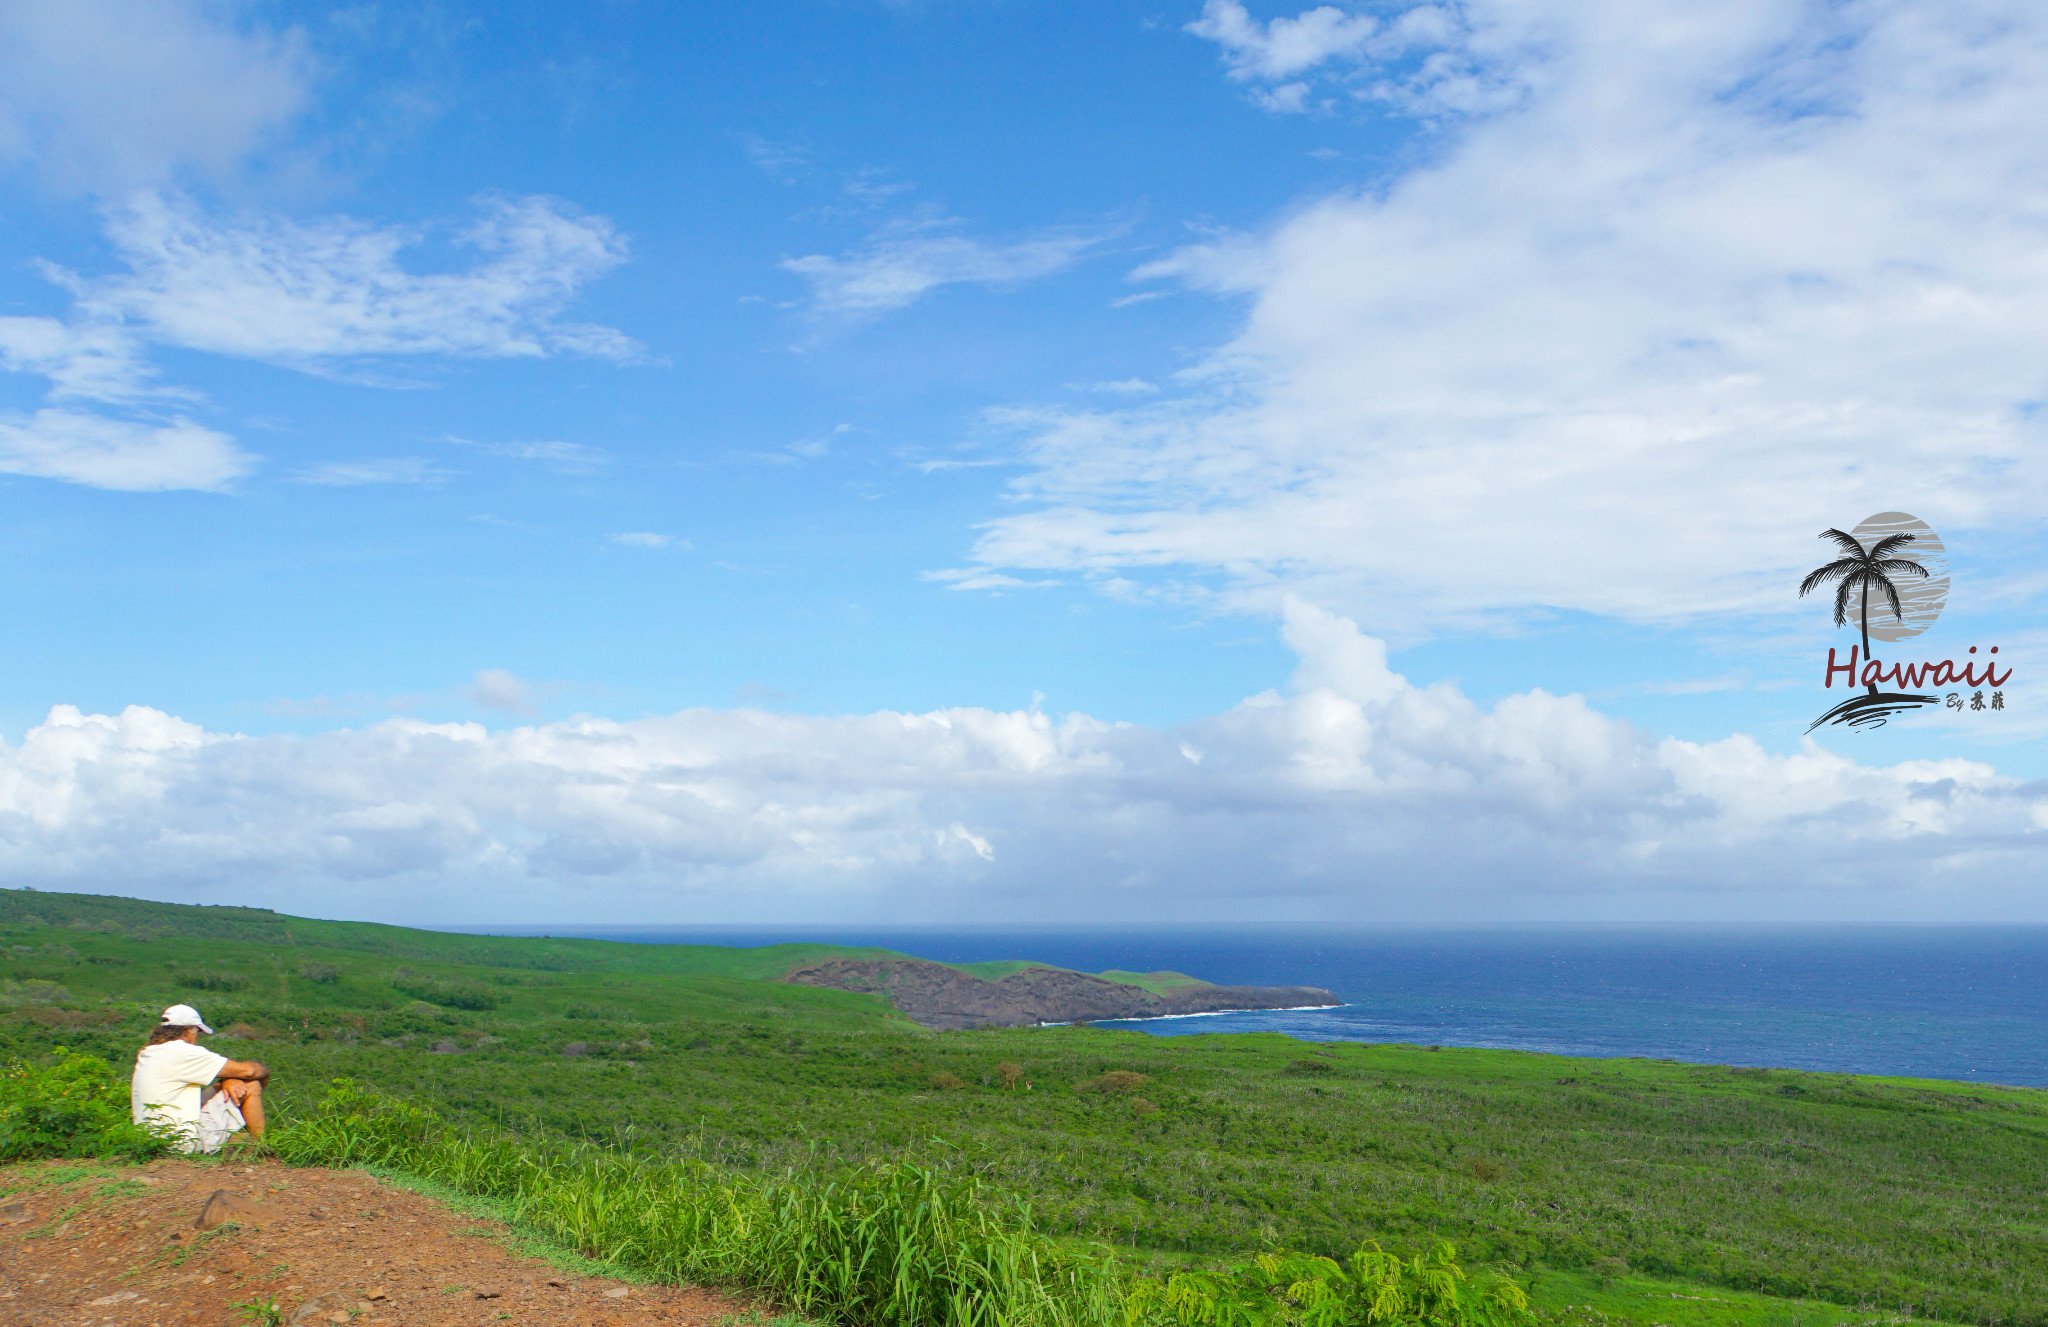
[789, 423, 853, 460]
[742, 134, 812, 183]
[784, 220, 1110, 322]
[923, 567, 1060, 591]
[840, 176, 916, 210]
[611, 532, 686, 549]
[0, 0, 308, 191]
[0, 315, 247, 494]
[291, 457, 450, 487]
[74, 193, 638, 367]
[0, 604, 2040, 922]
[459, 439, 610, 473]
[0, 11, 637, 500]
[1188, 1, 1531, 115]
[463, 669, 534, 714]
[0, 409, 251, 491]
[0, 315, 171, 404]
[962, 0, 2048, 633]
[0, 192, 636, 496]
[1189, 0, 1381, 83]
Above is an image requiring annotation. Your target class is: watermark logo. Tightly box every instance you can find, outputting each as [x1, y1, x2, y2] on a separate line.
[1800, 512, 2006, 731]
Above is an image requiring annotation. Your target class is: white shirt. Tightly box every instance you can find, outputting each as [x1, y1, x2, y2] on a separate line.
[131, 1040, 229, 1144]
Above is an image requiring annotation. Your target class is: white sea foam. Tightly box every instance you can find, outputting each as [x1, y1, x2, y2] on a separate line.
[1038, 1003, 1349, 1027]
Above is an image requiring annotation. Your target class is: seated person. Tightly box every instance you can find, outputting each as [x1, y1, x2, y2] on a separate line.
[130, 1003, 269, 1154]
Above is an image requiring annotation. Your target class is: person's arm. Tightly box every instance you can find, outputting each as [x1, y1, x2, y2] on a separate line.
[216, 1057, 269, 1083]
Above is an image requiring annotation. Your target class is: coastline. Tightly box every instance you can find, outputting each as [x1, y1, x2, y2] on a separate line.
[423, 924, 2048, 1084]
[1042, 1002, 1351, 1027]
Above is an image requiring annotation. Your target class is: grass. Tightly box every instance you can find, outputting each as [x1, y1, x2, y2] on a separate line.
[364, 1163, 679, 1288]
[1527, 1268, 1938, 1327]
[3, 891, 2044, 1324]
[1093, 972, 1208, 996]
[271, 1081, 1127, 1327]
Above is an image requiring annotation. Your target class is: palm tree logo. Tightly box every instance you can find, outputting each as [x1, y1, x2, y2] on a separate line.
[1799, 528, 1930, 697]
[1798, 519, 1941, 730]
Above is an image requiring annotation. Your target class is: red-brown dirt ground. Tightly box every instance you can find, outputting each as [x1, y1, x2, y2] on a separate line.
[0, 1157, 750, 1327]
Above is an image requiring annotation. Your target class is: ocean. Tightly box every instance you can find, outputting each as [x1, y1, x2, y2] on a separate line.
[448, 925, 2048, 1087]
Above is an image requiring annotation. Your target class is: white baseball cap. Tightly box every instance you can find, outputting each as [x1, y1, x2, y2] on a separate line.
[159, 1004, 215, 1034]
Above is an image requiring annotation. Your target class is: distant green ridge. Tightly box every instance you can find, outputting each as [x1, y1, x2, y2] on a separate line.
[0, 887, 902, 980]
[0, 888, 1190, 994]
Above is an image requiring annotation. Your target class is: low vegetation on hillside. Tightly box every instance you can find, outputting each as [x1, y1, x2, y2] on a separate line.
[3, 890, 2037, 1326]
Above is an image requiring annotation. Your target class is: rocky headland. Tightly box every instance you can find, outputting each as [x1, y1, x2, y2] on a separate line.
[780, 956, 1340, 1030]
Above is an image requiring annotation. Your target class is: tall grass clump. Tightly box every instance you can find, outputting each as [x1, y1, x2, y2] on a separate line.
[1126, 1245, 1532, 1327]
[274, 1080, 1123, 1327]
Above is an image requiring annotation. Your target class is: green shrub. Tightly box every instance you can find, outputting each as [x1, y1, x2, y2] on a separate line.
[298, 963, 341, 984]
[375, 1005, 445, 1038]
[389, 969, 505, 1010]
[1125, 1243, 1532, 1327]
[188, 971, 248, 992]
[1077, 1071, 1150, 1095]
[0, 1049, 176, 1163]
[0, 978, 70, 1005]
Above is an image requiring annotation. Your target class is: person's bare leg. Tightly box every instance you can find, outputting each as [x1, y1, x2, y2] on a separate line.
[224, 1079, 265, 1137]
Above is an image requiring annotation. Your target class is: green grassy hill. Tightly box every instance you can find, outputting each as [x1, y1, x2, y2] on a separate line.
[4, 889, 2043, 1325]
[0, 887, 908, 981]
[0, 888, 1175, 990]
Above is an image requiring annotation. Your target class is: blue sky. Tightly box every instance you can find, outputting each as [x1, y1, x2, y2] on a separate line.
[1, 0, 2044, 925]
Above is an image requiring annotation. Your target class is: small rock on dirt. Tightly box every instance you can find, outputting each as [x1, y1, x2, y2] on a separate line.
[196, 1189, 285, 1230]
[288, 1290, 361, 1325]
[0, 1204, 28, 1225]
[603, 1287, 630, 1298]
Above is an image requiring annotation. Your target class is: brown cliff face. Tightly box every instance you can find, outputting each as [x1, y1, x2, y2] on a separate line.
[779, 957, 1340, 1030]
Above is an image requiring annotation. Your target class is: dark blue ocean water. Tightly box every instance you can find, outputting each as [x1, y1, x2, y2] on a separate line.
[448, 926, 2048, 1087]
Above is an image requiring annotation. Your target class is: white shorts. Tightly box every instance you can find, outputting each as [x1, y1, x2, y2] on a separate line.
[189, 1093, 246, 1155]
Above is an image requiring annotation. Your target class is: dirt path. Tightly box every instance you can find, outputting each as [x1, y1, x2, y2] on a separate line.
[0, 1157, 750, 1327]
